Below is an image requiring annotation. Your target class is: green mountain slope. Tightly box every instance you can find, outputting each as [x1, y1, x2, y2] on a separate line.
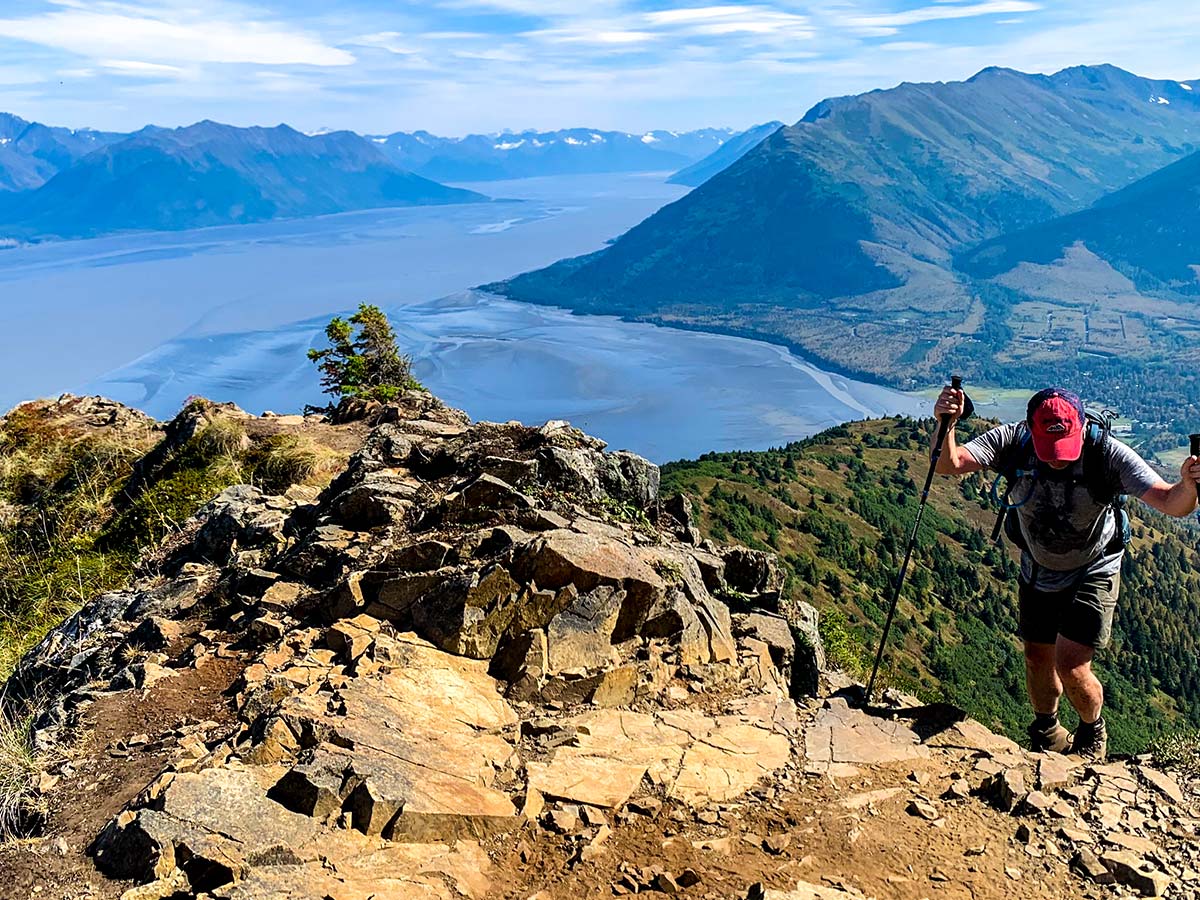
[662, 417, 1200, 755]
[959, 148, 1200, 292]
[493, 66, 1200, 386]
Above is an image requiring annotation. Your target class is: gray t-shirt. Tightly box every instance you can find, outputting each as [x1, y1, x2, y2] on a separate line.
[962, 423, 1162, 590]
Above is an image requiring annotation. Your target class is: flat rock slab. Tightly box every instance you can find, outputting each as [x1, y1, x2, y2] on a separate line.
[804, 703, 929, 772]
[924, 718, 1020, 755]
[527, 704, 795, 810]
[762, 880, 873, 899]
[672, 722, 791, 804]
[1137, 766, 1185, 805]
[272, 632, 520, 840]
[212, 841, 490, 900]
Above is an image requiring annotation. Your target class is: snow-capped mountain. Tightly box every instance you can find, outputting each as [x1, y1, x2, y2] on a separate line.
[365, 127, 740, 181]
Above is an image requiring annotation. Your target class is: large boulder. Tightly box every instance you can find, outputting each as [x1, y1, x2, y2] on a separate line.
[721, 546, 784, 602]
[544, 586, 623, 674]
[734, 612, 796, 680]
[409, 565, 524, 658]
[642, 590, 710, 667]
[789, 601, 825, 696]
[536, 446, 659, 509]
[326, 472, 423, 529]
[92, 766, 325, 886]
[512, 529, 666, 641]
[441, 474, 535, 524]
[192, 485, 295, 564]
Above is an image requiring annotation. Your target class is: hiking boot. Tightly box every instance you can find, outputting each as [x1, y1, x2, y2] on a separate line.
[1071, 717, 1108, 762]
[1027, 717, 1072, 754]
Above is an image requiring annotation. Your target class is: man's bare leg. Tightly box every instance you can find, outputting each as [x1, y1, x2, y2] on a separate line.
[1056, 636, 1102, 723]
[1024, 641, 1062, 714]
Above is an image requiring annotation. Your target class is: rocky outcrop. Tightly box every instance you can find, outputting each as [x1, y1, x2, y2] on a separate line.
[5, 396, 818, 900]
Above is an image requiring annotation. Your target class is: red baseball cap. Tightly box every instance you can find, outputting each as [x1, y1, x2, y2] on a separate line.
[1027, 388, 1085, 463]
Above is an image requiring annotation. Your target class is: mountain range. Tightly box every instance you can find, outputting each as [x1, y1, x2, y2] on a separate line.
[0, 118, 769, 240]
[366, 126, 747, 182]
[493, 65, 1200, 413]
[0, 113, 123, 192]
[0, 122, 487, 240]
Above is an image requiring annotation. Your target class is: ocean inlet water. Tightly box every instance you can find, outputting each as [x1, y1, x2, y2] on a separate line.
[0, 172, 925, 462]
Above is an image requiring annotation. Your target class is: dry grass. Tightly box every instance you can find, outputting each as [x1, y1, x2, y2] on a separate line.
[0, 710, 48, 840]
[195, 416, 249, 459]
[248, 433, 341, 494]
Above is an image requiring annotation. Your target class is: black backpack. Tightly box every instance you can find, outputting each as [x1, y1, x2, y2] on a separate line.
[990, 409, 1130, 554]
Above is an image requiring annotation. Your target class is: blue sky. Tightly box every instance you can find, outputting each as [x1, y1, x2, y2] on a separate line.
[0, 0, 1197, 135]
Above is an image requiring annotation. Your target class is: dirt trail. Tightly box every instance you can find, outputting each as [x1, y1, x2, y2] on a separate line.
[0, 655, 245, 900]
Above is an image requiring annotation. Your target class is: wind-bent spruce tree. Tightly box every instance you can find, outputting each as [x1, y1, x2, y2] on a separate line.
[307, 304, 420, 415]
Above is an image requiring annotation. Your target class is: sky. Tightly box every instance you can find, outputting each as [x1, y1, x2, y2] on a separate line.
[0, 0, 1198, 136]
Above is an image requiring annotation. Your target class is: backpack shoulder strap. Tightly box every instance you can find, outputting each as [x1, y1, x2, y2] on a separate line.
[994, 423, 1034, 480]
[1080, 419, 1123, 505]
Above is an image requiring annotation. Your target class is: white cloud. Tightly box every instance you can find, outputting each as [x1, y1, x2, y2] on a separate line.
[645, 5, 813, 37]
[351, 32, 420, 55]
[878, 41, 939, 52]
[845, 1, 1041, 33]
[100, 59, 187, 77]
[0, 1, 354, 67]
[431, 0, 624, 15]
[526, 26, 658, 45]
[645, 6, 768, 25]
[0, 65, 49, 85]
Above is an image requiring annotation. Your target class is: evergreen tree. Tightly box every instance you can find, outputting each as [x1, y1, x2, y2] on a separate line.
[307, 304, 420, 413]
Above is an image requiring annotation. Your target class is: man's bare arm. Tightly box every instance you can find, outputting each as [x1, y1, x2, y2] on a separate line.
[931, 385, 984, 476]
[1140, 456, 1200, 517]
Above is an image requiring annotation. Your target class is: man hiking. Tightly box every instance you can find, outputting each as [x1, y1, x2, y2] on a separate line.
[932, 385, 1200, 760]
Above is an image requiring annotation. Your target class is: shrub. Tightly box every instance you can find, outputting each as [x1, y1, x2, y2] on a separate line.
[1152, 730, 1200, 779]
[819, 608, 868, 679]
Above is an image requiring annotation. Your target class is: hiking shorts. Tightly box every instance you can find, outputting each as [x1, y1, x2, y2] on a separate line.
[1017, 571, 1120, 649]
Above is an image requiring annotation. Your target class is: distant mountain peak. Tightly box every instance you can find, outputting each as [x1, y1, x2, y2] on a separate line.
[0, 119, 487, 239]
[364, 125, 742, 182]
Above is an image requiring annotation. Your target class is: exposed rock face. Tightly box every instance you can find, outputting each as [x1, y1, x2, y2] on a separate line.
[8, 398, 817, 899]
[193, 486, 296, 565]
[13, 393, 1200, 900]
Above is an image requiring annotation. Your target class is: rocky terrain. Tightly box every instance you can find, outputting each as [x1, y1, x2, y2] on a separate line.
[1, 392, 1198, 900]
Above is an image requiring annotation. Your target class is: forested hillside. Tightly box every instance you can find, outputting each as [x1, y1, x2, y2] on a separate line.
[662, 417, 1200, 755]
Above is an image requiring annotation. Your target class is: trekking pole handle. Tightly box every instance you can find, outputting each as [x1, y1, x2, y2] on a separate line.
[1190, 434, 1200, 501]
[943, 375, 963, 425]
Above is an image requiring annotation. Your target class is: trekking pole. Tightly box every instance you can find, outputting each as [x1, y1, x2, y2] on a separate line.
[865, 375, 962, 707]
